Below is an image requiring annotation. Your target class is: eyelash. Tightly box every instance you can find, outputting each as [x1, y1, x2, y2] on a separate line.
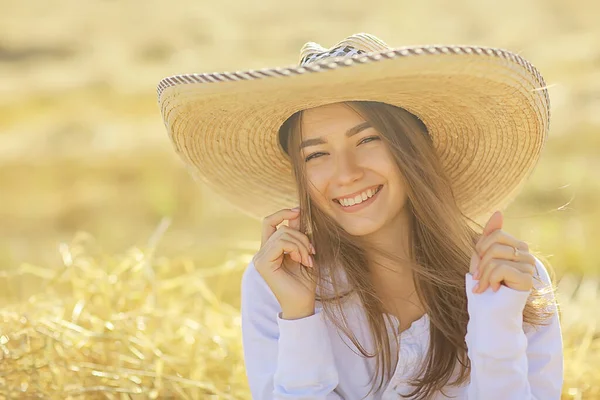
[304, 136, 381, 162]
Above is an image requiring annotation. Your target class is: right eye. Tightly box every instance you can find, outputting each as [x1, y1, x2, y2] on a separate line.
[305, 152, 326, 162]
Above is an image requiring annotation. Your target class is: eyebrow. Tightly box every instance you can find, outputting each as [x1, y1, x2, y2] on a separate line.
[299, 121, 372, 150]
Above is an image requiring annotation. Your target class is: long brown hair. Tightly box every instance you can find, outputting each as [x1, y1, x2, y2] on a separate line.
[278, 101, 555, 399]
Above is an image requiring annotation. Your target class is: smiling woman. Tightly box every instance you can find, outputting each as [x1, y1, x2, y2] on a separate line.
[157, 33, 563, 399]
[269, 99, 562, 399]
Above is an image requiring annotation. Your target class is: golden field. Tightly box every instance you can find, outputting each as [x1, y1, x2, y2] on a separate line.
[0, 0, 598, 398]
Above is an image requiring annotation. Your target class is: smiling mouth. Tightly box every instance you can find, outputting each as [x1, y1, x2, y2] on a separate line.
[333, 185, 383, 207]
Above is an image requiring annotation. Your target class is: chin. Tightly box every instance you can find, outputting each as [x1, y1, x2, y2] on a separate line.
[338, 218, 385, 237]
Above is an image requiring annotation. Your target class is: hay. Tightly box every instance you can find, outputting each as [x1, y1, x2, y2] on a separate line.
[1, 231, 599, 399]
[0, 232, 250, 399]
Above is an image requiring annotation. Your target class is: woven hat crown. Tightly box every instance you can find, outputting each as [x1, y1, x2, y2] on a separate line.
[298, 33, 392, 66]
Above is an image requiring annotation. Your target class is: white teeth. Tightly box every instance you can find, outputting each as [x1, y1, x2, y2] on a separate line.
[337, 186, 381, 207]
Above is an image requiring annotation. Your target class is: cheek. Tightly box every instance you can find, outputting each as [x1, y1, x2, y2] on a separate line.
[368, 152, 406, 194]
[360, 147, 397, 176]
[388, 167, 407, 196]
[305, 168, 331, 203]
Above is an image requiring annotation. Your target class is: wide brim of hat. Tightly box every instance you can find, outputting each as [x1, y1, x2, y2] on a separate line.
[157, 45, 549, 224]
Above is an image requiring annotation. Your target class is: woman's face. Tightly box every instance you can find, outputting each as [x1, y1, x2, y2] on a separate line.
[299, 103, 409, 236]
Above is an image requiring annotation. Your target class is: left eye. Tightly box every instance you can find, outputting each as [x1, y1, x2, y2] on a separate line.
[359, 136, 380, 145]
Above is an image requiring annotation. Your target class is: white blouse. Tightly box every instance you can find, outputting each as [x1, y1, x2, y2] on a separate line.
[241, 257, 563, 399]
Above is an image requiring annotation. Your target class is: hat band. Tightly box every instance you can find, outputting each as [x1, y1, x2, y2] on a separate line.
[299, 45, 367, 67]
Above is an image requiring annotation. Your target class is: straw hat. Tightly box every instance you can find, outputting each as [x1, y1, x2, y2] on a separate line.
[157, 33, 550, 223]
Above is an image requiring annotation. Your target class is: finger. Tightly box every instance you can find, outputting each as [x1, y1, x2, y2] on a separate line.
[509, 261, 536, 276]
[288, 212, 301, 230]
[278, 225, 315, 255]
[474, 258, 531, 293]
[288, 216, 316, 254]
[279, 234, 314, 267]
[475, 246, 536, 280]
[469, 252, 479, 276]
[474, 258, 497, 293]
[287, 210, 310, 236]
[279, 236, 310, 268]
[474, 258, 505, 293]
[482, 210, 503, 237]
[477, 243, 536, 278]
[287, 249, 305, 267]
[475, 229, 529, 259]
[261, 208, 300, 245]
[281, 240, 308, 272]
[489, 265, 533, 292]
[480, 250, 535, 274]
[487, 264, 514, 292]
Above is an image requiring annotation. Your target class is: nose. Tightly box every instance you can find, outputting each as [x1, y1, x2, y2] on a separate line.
[334, 152, 363, 186]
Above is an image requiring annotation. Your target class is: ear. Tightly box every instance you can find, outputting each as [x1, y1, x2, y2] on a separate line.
[483, 210, 503, 236]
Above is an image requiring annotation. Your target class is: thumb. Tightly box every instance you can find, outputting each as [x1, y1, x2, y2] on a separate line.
[483, 210, 503, 236]
[288, 208, 301, 230]
[469, 251, 480, 275]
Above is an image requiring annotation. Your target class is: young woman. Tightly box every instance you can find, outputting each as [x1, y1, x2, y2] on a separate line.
[157, 33, 563, 399]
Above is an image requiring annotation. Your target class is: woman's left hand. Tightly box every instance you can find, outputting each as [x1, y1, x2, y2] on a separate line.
[470, 211, 537, 293]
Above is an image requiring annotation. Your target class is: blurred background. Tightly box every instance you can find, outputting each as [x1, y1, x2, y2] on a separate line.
[1, 0, 599, 398]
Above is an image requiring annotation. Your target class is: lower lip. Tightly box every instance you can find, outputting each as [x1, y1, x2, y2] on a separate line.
[334, 185, 383, 213]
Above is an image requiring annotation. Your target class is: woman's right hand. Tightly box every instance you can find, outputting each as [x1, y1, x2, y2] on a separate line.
[252, 207, 317, 320]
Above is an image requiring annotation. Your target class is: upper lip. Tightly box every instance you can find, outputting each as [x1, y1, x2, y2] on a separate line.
[333, 185, 382, 201]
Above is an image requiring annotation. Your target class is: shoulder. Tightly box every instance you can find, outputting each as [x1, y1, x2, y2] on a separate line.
[531, 254, 555, 291]
[524, 255, 561, 333]
[241, 258, 262, 291]
[241, 259, 281, 313]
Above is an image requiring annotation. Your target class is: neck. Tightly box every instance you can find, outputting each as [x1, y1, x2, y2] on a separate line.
[363, 207, 415, 301]
[363, 207, 425, 321]
[363, 206, 412, 274]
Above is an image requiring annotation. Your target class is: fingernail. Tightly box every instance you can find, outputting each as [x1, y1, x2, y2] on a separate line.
[309, 256, 314, 268]
[473, 268, 479, 280]
[291, 207, 300, 212]
[310, 244, 316, 254]
[473, 283, 479, 293]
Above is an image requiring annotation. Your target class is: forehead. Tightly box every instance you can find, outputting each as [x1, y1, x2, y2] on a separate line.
[301, 103, 366, 138]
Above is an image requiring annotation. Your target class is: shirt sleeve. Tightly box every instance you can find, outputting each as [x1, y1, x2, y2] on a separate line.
[240, 260, 343, 399]
[465, 256, 564, 399]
